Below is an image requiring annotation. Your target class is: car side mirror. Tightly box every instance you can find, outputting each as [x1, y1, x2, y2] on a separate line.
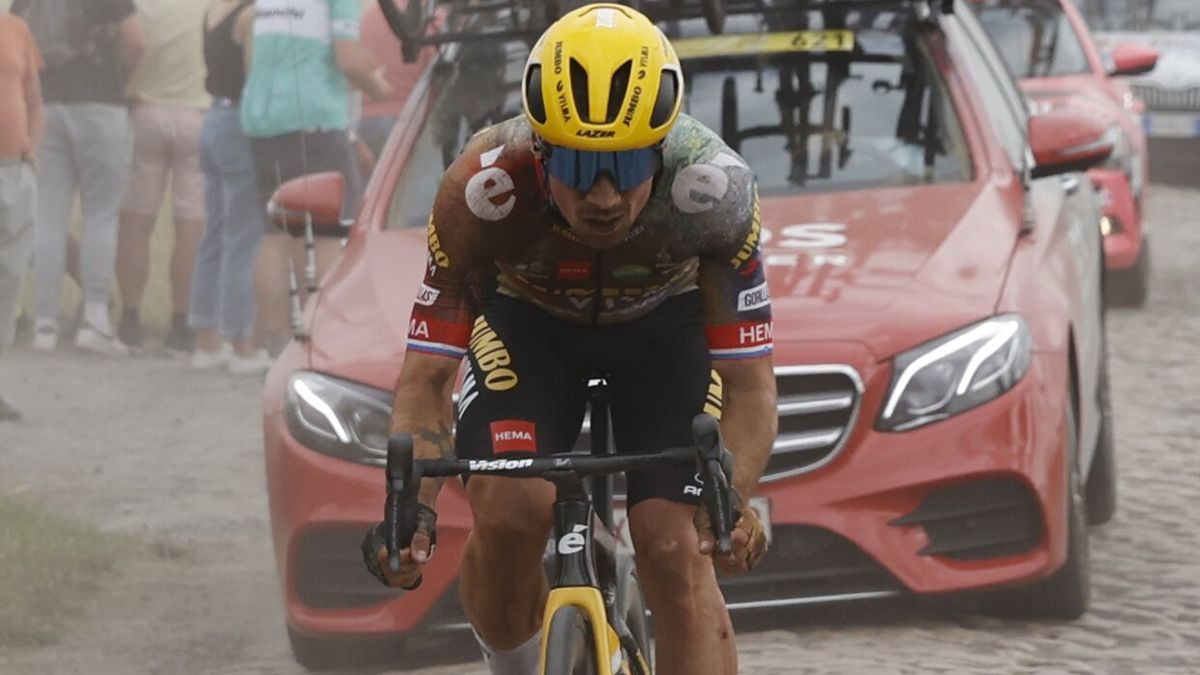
[1107, 43, 1158, 77]
[1028, 108, 1114, 180]
[267, 172, 351, 237]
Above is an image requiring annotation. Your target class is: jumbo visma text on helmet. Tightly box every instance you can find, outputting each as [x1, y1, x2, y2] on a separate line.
[522, 3, 685, 151]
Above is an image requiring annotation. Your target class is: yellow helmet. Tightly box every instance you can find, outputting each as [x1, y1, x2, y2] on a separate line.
[522, 3, 684, 151]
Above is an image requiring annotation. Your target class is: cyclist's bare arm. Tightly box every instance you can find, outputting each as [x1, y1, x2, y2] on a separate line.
[696, 176, 777, 572]
[390, 353, 459, 507]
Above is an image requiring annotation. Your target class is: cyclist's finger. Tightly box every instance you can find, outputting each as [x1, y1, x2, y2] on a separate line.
[374, 546, 421, 587]
[410, 530, 433, 563]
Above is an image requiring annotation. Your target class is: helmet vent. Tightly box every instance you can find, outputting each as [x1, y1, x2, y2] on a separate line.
[525, 64, 548, 124]
[650, 70, 678, 129]
[606, 60, 633, 125]
[569, 58, 591, 122]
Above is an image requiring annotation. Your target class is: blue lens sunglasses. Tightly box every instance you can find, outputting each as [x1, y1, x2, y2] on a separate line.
[541, 142, 662, 192]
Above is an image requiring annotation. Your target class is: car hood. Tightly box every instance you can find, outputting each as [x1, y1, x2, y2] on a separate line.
[760, 181, 1017, 360]
[308, 229, 427, 392]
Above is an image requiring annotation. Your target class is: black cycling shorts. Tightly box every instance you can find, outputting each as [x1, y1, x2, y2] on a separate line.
[455, 291, 722, 508]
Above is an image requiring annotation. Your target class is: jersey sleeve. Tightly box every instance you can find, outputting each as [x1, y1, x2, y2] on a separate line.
[329, 0, 362, 40]
[697, 178, 773, 362]
[404, 138, 503, 360]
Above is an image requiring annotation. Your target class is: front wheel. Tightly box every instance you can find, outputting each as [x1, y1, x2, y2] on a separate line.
[544, 606, 598, 675]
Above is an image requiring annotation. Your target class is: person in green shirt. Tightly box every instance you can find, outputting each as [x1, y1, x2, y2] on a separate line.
[240, 0, 392, 356]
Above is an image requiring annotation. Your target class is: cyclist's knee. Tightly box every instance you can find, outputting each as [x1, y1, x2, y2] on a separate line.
[466, 476, 555, 551]
[629, 500, 709, 593]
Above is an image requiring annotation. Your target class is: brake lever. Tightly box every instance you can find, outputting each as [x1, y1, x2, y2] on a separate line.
[385, 433, 418, 573]
[692, 414, 737, 555]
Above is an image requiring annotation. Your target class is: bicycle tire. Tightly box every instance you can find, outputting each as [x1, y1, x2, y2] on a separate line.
[543, 605, 599, 675]
[618, 563, 652, 675]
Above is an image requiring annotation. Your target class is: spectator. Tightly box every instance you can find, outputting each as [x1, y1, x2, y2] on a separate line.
[13, 0, 144, 356]
[240, 0, 392, 356]
[189, 0, 270, 374]
[115, 0, 212, 353]
[0, 7, 42, 421]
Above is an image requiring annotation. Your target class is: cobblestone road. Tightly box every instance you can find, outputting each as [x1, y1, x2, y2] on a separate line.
[1, 187, 1197, 675]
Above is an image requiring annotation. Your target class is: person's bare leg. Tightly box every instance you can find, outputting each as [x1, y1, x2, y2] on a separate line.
[116, 210, 157, 312]
[253, 233, 291, 352]
[194, 327, 223, 353]
[630, 498, 737, 675]
[459, 476, 556, 650]
[170, 217, 205, 315]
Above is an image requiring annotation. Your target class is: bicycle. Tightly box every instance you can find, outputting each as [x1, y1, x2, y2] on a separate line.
[382, 385, 739, 675]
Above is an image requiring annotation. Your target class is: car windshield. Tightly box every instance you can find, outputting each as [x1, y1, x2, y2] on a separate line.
[1083, 0, 1200, 31]
[385, 4, 973, 229]
[971, 0, 1092, 77]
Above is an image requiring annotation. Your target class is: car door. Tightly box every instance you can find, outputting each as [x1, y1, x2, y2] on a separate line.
[949, 1, 1106, 459]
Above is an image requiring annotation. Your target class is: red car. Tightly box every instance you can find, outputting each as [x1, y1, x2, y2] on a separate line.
[971, 0, 1158, 304]
[263, 0, 1116, 668]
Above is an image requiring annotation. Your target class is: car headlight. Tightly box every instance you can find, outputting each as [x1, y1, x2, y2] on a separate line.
[877, 315, 1032, 432]
[285, 371, 393, 465]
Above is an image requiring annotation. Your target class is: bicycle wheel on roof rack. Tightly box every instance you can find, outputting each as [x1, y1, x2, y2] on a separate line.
[702, 0, 725, 34]
[378, 0, 432, 63]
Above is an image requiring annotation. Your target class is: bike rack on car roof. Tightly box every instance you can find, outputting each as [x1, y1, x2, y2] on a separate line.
[377, 0, 956, 63]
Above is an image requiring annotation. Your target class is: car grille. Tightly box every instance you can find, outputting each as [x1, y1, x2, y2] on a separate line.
[1131, 85, 1200, 111]
[570, 365, 863, 495]
[762, 365, 862, 481]
[295, 527, 403, 610]
[720, 525, 902, 608]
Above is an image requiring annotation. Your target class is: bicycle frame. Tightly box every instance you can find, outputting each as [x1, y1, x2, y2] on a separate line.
[383, 413, 737, 675]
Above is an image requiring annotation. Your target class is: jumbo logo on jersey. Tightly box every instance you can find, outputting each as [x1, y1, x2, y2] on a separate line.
[466, 145, 516, 221]
[490, 420, 537, 454]
[470, 317, 519, 391]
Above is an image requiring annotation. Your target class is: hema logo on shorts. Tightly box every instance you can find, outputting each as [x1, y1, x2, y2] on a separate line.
[490, 420, 537, 454]
[468, 458, 535, 471]
[737, 282, 770, 312]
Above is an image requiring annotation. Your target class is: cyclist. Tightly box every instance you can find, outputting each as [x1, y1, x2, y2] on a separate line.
[363, 4, 776, 674]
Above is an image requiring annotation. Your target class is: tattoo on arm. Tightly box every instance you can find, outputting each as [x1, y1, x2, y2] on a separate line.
[414, 422, 454, 504]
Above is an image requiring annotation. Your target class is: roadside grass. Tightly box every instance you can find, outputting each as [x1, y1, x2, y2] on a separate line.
[0, 494, 133, 647]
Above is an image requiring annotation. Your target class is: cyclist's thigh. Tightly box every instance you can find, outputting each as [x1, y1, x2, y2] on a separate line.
[455, 295, 587, 462]
[609, 292, 717, 508]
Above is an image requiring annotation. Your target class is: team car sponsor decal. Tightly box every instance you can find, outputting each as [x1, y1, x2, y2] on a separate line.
[490, 420, 537, 454]
[706, 321, 774, 360]
[760, 223, 848, 248]
[466, 145, 516, 221]
[406, 316, 472, 359]
[737, 282, 771, 312]
[672, 30, 855, 60]
[671, 152, 747, 214]
[468, 458, 535, 472]
[414, 283, 440, 306]
[469, 317, 519, 391]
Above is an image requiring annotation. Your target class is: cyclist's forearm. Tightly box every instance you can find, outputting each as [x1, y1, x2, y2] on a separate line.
[391, 355, 460, 507]
[714, 359, 778, 498]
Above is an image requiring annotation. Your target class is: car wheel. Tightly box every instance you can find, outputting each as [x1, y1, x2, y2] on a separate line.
[1086, 342, 1118, 525]
[983, 390, 1091, 620]
[1107, 239, 1150, 307]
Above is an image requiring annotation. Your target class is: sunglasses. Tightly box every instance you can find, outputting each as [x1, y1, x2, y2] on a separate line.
[542, 143, 661, 192]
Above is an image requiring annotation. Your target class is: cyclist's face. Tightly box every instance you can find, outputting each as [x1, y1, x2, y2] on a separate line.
[549, 173, 653, 250]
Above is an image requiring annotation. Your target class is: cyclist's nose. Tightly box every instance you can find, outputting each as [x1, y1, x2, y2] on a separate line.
[585, 174, 622, 211]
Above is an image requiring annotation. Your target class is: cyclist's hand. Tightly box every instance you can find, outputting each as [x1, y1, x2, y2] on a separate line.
[361, 504, 437, 589]
[695, 500, 768, 575]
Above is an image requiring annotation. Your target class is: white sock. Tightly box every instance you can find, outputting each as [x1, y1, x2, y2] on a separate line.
[84, 302, 112, 335]
[474, 627, 541, 675]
